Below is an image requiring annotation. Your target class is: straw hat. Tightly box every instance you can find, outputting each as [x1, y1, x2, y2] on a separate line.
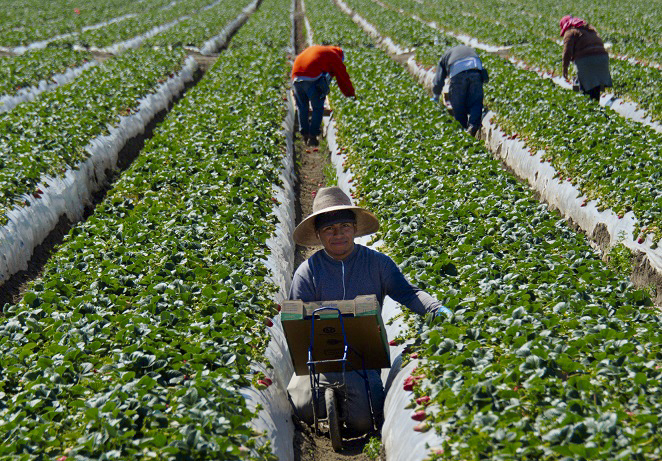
[293, 186, 379, 246]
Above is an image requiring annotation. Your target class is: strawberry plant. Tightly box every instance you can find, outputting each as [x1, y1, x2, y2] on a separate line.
[0, 0, 178, 47]
[54, 0, 233, 50]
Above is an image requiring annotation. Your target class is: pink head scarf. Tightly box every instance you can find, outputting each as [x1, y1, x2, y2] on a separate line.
[559, 15, 587, 36]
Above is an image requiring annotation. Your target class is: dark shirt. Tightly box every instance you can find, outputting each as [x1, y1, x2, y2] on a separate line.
[432, 45, 481, 96]
[288, 244, 442, 315]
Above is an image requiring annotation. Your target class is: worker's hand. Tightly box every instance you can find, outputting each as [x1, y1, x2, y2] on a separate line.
[425, 305, 451, 325]
[435, 306, 452, 318]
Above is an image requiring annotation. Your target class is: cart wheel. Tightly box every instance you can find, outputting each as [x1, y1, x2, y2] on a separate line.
[325, 388, 342, 452]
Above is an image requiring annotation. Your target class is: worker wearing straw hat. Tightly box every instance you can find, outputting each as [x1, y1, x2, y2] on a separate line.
[287, 186, 450, 434]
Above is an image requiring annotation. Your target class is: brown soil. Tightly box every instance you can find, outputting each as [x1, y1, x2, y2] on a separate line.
[90, 50, 115, 63]
[289, 1, 384, 459]
[631, 252, 662, 306]
[0, 63, 206, 307]
[190, 52, 219, 73]
[293, 416, 380, 461]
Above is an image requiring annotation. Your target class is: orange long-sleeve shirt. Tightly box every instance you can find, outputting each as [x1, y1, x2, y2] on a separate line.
[291, 45, 355, 97]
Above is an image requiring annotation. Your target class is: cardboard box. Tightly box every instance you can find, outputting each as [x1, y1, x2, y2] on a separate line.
[281, 295, 391, 376]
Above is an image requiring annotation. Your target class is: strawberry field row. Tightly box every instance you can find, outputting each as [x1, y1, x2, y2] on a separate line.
[379, 0, 662, 122]
[0, 48, 93, 100]
[52, 0, 231, 51]
[1, 0, 172, 47]
[0, 0, 291, 457]
[142, 0, 251, 52]
[306, 0, 662, 458]
[340, 0, 662, 247]
[0, 47, 189, 226]
[456, 0, 662, 66]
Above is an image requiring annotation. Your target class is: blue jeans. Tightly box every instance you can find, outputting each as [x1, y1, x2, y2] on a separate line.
[292, 77, 330, 137]
[449, 70, 484, 129]
[287, 369, 385, 434]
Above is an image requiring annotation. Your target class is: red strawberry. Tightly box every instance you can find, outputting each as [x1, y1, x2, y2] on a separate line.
[264, 318, 273, 328]
[415, 396, 430, 405]
[262, 377, 273, 386]
[409, 352, 419, 359]
[276, 304, 281, 312]
[257, 379, 271, 388]
[403, 382, 414, 391]
[638, 236, 645, 244]
[388, 339, 398, 346]
[411, 410, 426, 421]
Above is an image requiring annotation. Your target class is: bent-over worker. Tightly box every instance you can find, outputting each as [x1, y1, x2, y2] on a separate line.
[432, 45, 488, 137]
[560, 15, 612, 101]
[291, 46, 355, 146]
[287, 186, 450, 434]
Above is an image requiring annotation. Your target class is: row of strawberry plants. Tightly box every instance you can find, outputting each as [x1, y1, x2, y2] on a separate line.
[0, 46, 189, 227]
[458, 0, 662, 66]
[0, 0, 172, 47]
[143, 0, 251, 51]
[380, 0, 662, 121]
[52, 0, 222, 50]
[306, 0, 662, 458]
[341, 0, 662, 245]
[0, 47, 93, 99]
[0, 0, 291, 458]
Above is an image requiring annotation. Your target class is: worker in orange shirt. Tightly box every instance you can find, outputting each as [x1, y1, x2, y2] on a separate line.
[291, 46, 355, 146]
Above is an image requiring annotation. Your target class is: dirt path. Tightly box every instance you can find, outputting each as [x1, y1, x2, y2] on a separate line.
[289, 1, 385, 459]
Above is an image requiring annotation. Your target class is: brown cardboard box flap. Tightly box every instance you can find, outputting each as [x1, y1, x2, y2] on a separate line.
[281, 295, 390, 375]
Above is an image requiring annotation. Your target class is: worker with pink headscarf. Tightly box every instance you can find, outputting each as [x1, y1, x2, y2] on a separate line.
[559, 15, 612, 101]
